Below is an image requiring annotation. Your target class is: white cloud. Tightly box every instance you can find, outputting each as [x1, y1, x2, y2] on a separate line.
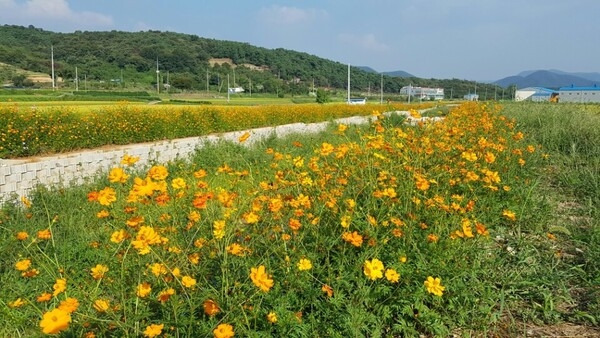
[339, 33, 389, 52]
[258, 5, 327, 26]
[0, 0, 113, 29]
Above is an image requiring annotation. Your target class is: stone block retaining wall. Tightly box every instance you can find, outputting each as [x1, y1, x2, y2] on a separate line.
[0, 111, 439, 201]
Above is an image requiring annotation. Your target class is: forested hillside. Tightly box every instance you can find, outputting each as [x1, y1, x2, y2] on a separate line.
[0, 25, 503, 98]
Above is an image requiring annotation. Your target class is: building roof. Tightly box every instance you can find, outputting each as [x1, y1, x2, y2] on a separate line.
[559, 84, 600, 91]
[518, 87, 556, 93]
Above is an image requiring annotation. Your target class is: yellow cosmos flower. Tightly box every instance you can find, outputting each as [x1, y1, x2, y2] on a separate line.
[136, 282, 152, 298]
[181, 275, 197, 288]
[213, 323, 235, 338]
[97, 187, 117, 206]
[267, 312, 278, 323]
[147, 165, 169, 180]
[40, 308, 71, 335]
[9, 298, 26, 308]
[15, 258, 31, 271]
[461, 151, 478, 162]
[297, 258, 312, 271]
[385, 269, 400, 283]
[108, 167, 129, 183]
[319, 142, 335, 156]
[363, 258, 384, 280]
[502, 209, 517, 221]
[131, 226, 164, 255]
[250, 265, 274, 292]
[171, 177, 187, 189]
[226, 243, 245, 256]
[239, 131, 251, 143]
[243, 211, 260, 224]
[121, 154, 140, 166]
[53, 278, 67, 297]
[414, 174, 430, 191]
[424, 276, 445, 296]
[143, 323, 164, 338]
[110, 229, 129, 243]
[90, 264, 109, 280]
[93, 299, 110, 313]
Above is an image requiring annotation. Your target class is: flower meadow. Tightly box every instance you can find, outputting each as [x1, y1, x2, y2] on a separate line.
[0, 102, 433, 158]
[2, 102, 553, 336]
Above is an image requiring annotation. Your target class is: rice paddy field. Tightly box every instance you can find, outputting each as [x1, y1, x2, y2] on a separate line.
[1, 100, 599, 337]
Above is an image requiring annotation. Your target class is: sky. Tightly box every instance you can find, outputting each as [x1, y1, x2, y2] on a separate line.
[0, 0, 598, 81]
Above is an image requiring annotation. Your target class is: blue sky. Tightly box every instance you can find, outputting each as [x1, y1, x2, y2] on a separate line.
[1, 0, 598, 81]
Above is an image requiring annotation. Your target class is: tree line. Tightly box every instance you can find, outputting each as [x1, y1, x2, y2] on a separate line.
[0, 25, 507, 99]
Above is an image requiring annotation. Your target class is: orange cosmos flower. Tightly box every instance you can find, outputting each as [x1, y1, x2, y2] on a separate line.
[36, 292, 52, 303]
[16, 231, 29, 241]
[342, 231, 363, 247]
[321, 284, 334, 297]
[157, 288, 175, 303]
[58, 297, 80, 313]
[203, 299, 220, 316]
[37, 229, 52, 240]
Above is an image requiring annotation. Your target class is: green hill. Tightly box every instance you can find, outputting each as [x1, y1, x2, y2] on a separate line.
[0, 24, 503, 99]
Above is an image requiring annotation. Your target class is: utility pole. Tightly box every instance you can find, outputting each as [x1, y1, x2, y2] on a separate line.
[206, 69, 209, 93]
[75, 66, 78, 91]
[51, 45, 55, 91]
[380, 74, 383, 104]
[227, 74, 230, 103]
[347, 64, 350, 104]
[156, 58, 160, 94]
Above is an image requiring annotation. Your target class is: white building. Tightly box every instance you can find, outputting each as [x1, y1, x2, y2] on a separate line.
[400, 86, 444, 100]
[558, 85, 600, 103]
[464, 93, 479, 101]
[515, 87, 557, 102]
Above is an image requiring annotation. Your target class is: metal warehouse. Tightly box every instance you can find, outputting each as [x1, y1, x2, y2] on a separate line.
[558, 84, 600, 103]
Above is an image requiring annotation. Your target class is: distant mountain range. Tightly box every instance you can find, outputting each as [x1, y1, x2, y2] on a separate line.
[358, 66, 415, 78]
[493, 70, 600, 89]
